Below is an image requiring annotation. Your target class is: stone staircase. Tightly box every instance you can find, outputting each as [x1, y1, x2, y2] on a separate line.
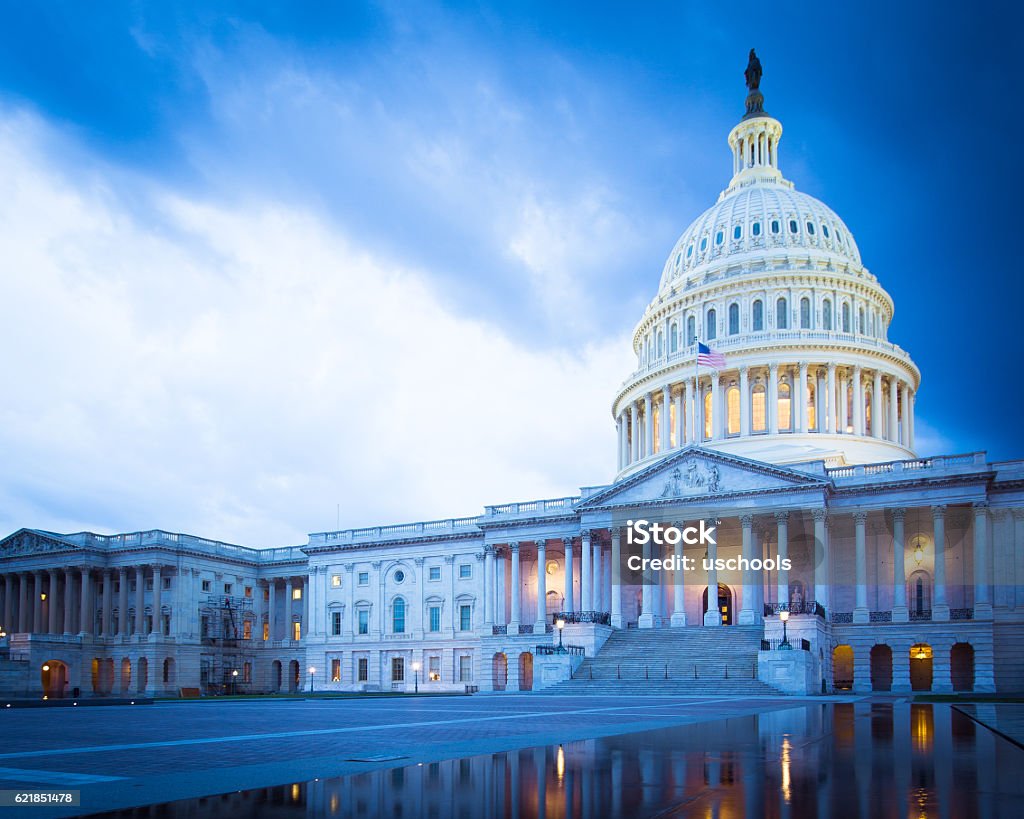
[545, 625, 782, 696]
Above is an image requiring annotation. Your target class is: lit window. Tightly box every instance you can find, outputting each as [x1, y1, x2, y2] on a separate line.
[242, 620, 252, 640]
[392, 598, 406, 634]
[752, 300, 764, 331]
[459, 564, 472, 579]
[244, 586, 253, 598]
[865, 392, 872, 436]
[800, 297, 810, 329]
[429, 605, 441, 632]
[733, 225, 742, 240]
[428, 656, 440, 682]
[808, 383, 817, 430]
[727, 387, 740, 435]
[778, 382, 792, 430]
[331, 659, 341, 683]
[728, 303, 739, 335]
[704, 391, 713, 439]
[263, 622, 269, 641]
[459, 604, 472, 631]
[429, 566, 441, 581]
[331, 575, 342, 588]
[292, 587, 302, 601]
[715, 230, 724, 245]
[357, 572, 369, 586]
[771, 219, 780, 234]
[332, 611, 341, 635]
[806, 221, 815, 235]
[752, 221, 762, 236]
[358, 657, 368, 682]
[292, 621, 301, 641]
[776, 297, 788, 329]
[789, 219, 798, 234]
[752, 385, 767, 432]
[358, 609, 369, 635]
[706, 308, 717, 340]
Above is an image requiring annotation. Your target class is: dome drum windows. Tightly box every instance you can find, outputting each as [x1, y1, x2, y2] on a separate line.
[715, 230, 724, 246]
[788, 219, 799, 234]
[728, 303, 740, 335]
[752, 221, 762, 237]
[776, 297, 789, 330]
[806, 221, 816, 236]
[706, 308, 717, 340]
[770, 219, 781, 235]
[800, 297, 811, 330]
[699, 236, 708, 252]
[732, 225, 742, 241]
[823, 299, 833, 331]
[752, 299, 764, 332]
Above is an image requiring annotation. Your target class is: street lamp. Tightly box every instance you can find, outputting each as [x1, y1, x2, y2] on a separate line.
[779, 609, 792, 649]
[556, 618, 566, 652]
[231, 668, 239, 696]
[412, 661, 421, 694]
[308, 665, 316, 694]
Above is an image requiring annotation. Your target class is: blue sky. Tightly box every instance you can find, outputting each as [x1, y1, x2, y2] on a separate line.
[0, 2, 1019, 545]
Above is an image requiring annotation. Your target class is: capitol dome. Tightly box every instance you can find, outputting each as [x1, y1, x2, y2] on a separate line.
[612, 69, 920, 476]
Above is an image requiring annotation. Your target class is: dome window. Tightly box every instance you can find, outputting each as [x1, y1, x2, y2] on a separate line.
[699, 236, 708, 252]
[822, 224, 830, 239]
[752, 221, 762, 237]
[728, 303, 740, 335]
[733, 225, 742, 240]
[788, 219, 799, 234]
[706, 308, 717, 340]
[776, 297, 789, 329]
[715, 230, 724, 246]
[806, 221, 816, 236]
[770, 219, 780, 235]
[686, 244, 693, 259]
[823, 299, 833, 331]
[675, 252, 681, 269]
[752, 299, 764, 331]
[800, 297, 811, 329]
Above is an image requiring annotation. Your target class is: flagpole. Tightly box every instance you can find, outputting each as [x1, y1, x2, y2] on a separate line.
[693, 337, 699, 446]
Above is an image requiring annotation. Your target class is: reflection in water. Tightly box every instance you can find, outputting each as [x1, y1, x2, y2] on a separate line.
[89, 704, 1024, 819]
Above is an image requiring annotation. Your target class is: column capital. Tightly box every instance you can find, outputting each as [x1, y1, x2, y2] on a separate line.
[812, 508, 827, 522]
[891, 507, 906, 523]
[853, 511, 869, 525]
[413, 556, 425, 566]
[740, 514, 754, 527]
[973, 501, 990, 511]
[774, 511, 790, 523]
[484, 544, 495, 555]
[474, 552, 485, 562]
[768, 362, 779, 373]
[932, 504, 947, 520]
[535, 538, 547, 550]
[561, 536, 573, 548]
[580, 529, 592, 540]
[508, 542, 520, 553]
[1012, 508, 1024, 522]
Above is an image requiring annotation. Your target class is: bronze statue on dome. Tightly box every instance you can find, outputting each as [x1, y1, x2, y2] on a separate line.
[744, 49, 762, 91]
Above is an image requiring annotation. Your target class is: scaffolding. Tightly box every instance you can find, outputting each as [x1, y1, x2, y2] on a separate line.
[199, 593, 256, 695]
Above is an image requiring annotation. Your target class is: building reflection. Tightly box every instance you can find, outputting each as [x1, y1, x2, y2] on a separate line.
[91, 704, 1023, 819]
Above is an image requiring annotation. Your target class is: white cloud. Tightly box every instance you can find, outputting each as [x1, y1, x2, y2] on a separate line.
[0, 110, 634, 547]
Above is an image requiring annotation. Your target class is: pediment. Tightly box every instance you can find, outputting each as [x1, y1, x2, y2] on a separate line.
[0, 528, 80, 558]
[578, 446, 827, 511]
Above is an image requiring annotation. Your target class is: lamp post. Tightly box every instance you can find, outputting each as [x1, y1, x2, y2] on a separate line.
[308, 665, 316, 694]
[412, 661, 421, 694]
[556, 618, 565, 652]
[779, 609, 792, 649]
[231, 668, 239, 696]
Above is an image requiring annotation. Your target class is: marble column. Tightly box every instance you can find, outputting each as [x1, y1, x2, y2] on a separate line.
[768, 363, 779, 435]
[629, 404, 638, 464]
[852, 366, 863, 435]
[18, 572, 29, 632]
[872, 370, 883, 438]
[535, 540, 548, 631]
[704, 518, 722, 626]
[643, 393, 653, 458]
[509, 544, 521, 632]
[738, 515, 755, 624]
[562, 537, 574, 614]
[839, 371, 849, 432]
[48, 569, 60, 634]
[101, 569, 113, 637]
[33, 571, 43, 633]
[853, 512, 869, 623]
[79, 568, 91, 636]
[638, 531, 653, 629]
[610, 528, 623, 628]
[673, 386, 683, 448]
[816, 368, 826, 432]
[268, 579, 277, 641]
[798, 362, 808, 433]
[827, 363, 837, 433]
[483, 546, 494, 626]
[900, 383, 909, 446]
[671, 522, 686, 627]
[661, 385, 671, 452]
[581, 530, 592, 611]
[888, 377, 899, 443]
[974, 503, 992, 619]
[592, 537, 603, 612]
[117, 567, 128, 636]
[152, 565, 162, 636]
[711, 375, 722, 440]
[2, 575, 11, 635]
[776, 512, 790, 608]
[813, 510, 829, 613]
[932, 505, 949, 620]
[892, 509, 908, 622]
[135, 567, 146, 635]
[285, 577, 294, 640]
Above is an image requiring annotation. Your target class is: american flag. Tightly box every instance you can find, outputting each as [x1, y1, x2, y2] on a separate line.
[697, 342, 726, 369]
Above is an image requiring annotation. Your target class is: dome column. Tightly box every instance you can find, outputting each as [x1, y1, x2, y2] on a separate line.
[899, 383, 909, 446]
[852, 366, 863, 435]
[839, 370, 849, 433]
[661, 385, 671, 453]
[872, 370, 883, 438]
[908, 390, 916, 450]
[739, 366, 750, 436]
[768, 364, 779, 434]
[798, 363, 809, 433]
[643, 393, 653, 458]
[816, 368, 826, 432]
[888, 377, 899, 443]
[827, 363, 837, 434]
[629, 403, 639, 463]
[673, 385, 683, 448]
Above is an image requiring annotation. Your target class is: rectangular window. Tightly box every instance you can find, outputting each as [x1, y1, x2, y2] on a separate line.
[429, 606, 441, 633]
[224, 583, 232, 594]
[162, 615, 170, 636]
[130, 580, 137, 592]
[244, 586, 253, 598]
[292, 621, 301, 641]
[332, 611, 342, 636]
[357, 657, 368, 682]
[358, 609, 369, 635]
[163, 577, 171, 590]
[459, 655, 472, 682]
[263, 587, 269, 602]
[331, 574, 342, 588]
[292, 587, 302, 601]
[331, 658, 341, 683]
[114, 581, 120, 593]
[243, 662, 252, 683]
[459, 604, 471, 631]
[145, 579, 154, 591]
[391, 657, 405, 682]
[201, 580, 211, 592]
[428, 566, 441, 581]
[242, 620, 252, 640]
[263, 621, 269, 641]
[358, 572, 369, 586]
[428, 656, 440, 682]
[459, 564, 471, 579]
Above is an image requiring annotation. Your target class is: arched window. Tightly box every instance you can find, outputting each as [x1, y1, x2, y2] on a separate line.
[727, 386, 740, 435]
[728, 303, 739, 335]
[776, 297, 788, 329]
[807, 382, 816, 430]
[699, 236, 708, 252]
[770, 219, 780, 235]
[392, 598, 406, 634]
[909, 570, 931, 616]
[670, 322, 678, 353]
[823, 299, 833, 331]
[715, 230, 724, 246]
[864, 391, 872, 436]
[752, 221, 762, 237]
[800, 297, 810, 329]
[752, 384, 767, 432]
[752, 299, 764, 331]
[842, 303, 851, 333]
[778, 381, 792, 430]
[706, 308, 717, 340]
[789, 219, 799, 234]
[703, 391, 713, 439]
[858, 307, 865, 334]
[686, 315, 696, 345]
[656, 330, 664, 358]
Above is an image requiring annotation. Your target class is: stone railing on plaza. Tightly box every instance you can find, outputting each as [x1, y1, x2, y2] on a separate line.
[535, 644, 585, 657]
[308, 516, 482, 546]
[825, 452, 987, 482]
[482, 496, 580, 519]
[553, 611, 612, 626]
[56, 530, 307, 565]
[830, 608, 975, 624]
[763, 602, 825, 618]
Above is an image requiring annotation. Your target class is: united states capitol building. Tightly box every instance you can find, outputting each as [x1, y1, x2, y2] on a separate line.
[2, 58, 1022, 700]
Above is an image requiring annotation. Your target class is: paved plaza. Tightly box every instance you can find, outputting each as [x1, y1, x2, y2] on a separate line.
[0, 694, 809, 815]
